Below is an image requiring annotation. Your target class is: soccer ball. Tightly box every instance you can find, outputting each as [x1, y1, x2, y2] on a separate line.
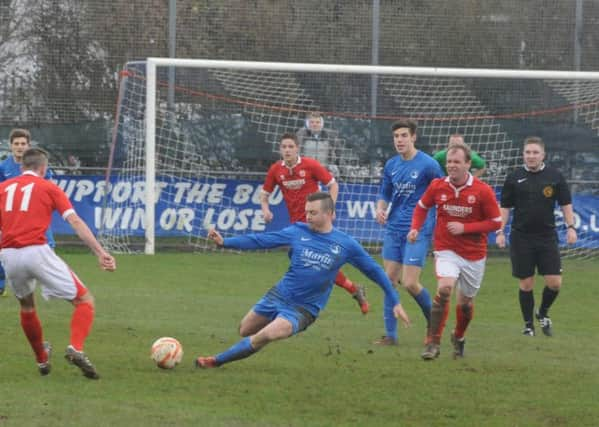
[150, 337, 183, 369]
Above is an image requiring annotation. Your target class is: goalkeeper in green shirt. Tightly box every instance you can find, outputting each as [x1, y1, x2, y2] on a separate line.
[433, 134, 486, 178]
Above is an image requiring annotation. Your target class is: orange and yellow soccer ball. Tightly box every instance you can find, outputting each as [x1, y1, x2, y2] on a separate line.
[150, 337, 183, 369]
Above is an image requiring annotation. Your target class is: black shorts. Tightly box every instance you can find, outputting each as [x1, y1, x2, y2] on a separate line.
[509, 229, 562, 279]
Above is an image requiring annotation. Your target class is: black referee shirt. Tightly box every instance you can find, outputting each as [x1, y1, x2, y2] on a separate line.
[500, 164, 572, 234]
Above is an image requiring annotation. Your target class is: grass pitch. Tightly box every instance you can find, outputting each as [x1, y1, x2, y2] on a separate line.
[0, 251, 597, 427]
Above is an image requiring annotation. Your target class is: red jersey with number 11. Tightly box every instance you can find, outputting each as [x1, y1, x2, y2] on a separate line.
[0, 171, 74, 249]
[412, 175, 501, 260]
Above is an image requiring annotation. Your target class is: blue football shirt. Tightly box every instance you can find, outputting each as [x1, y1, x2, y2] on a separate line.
[223, 223, 400, 316]
[378, 150, 443, 235]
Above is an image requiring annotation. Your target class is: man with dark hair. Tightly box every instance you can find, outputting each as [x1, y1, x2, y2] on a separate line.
[374, 119, 443, 345]
[195, 192, 410, 368]
[497, 136, 577, 337]
[0, 148, 116, 378]
[0, 129, 56, 297]
[260, 133, 369, 314]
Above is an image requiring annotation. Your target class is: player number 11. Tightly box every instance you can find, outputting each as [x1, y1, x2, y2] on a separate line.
[4, 182, 35, 212]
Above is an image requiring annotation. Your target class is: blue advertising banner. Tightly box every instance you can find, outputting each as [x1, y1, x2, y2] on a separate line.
[51, 175, 599, 248]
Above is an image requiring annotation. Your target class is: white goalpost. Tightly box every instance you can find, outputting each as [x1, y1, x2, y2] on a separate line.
[100, 58, 599, 258]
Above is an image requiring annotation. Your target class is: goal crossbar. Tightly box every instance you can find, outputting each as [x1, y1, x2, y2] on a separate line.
[143, 58, 599, 254]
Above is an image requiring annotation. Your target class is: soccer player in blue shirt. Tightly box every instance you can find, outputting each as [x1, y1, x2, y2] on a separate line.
[374, 120, 443, 345]
[195, 192, 411, 368]
[0, 129, 56, 296]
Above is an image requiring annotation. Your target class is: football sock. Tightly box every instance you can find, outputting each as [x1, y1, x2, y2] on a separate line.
[334, 271, 357, 294]
[412, 287, 432, 326]
[519, 289, 534, 327]
[215, 336, 257, 366]
[0, 278, 5, 292]
[70, 301, 95, 351]
[20, 310, 47, 363]
[383, 294, 398, 340]
[538, 286, 559, 317]
[430, 293, 450, 345]
[454, 302, 474, 339]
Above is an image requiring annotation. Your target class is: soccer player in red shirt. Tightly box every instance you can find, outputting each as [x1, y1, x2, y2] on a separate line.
[408, 143, 501, 360]
[0, 148, 116, 378]
[260, 133, 369, 314]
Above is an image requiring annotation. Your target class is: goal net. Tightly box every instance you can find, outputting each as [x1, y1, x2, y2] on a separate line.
[99, 59, 599, 259]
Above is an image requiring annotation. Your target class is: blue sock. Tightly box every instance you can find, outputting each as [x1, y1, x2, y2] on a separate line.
[215, 336, 257, 366]
[383, 295, 398, 339]
[0, 278, 5, 292]
[413, 287, 432, 326]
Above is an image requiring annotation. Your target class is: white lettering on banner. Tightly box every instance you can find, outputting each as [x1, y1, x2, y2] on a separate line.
[159, 208, 194, 231]
[233, 184, 254, 204]
[203, 208, 266, 232]
[74, 180, 95, 201]
[267, 187, 284, 205]
[95, 207, 145, 230]
[174, 182, 226, 204]
[346, 200, 377, 218]
[591, 215, 599, 232]
[55, 179, 77, 198]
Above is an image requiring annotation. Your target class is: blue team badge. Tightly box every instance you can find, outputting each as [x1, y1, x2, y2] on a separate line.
[411, 170, 419, 179]
[330, 244, 340, 255]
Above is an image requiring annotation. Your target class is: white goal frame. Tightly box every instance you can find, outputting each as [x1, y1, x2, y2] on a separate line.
[143, 57, 599, 254]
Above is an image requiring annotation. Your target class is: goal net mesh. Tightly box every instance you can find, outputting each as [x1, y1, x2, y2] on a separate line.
[99, 61, 599, 259]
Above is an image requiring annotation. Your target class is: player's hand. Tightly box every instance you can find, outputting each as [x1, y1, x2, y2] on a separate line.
[447, 221, 465, 235]
[375, 209, 387, 225]
[566, 228, 577, 245]
[393, 303, 411, 328]
[496, 233, 506, 248]
[207, 228, 224, 246]
[262, 209, 273, 223]
[99, 253, 116, 271]
[407, 229, 419, 243]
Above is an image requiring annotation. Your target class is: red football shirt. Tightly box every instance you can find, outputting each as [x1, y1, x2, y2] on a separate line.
[0, 171, 74, 248]
[412, 175, 501, 260]
[262, 156, 335, 222]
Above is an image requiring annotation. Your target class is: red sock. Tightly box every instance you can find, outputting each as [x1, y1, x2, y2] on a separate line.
[334, 270, 357, 294]
[431, 293, 450, 345]
[70, 301, 95, 351]
[454, 302, 474, 340]
[20, 310, 47, 363]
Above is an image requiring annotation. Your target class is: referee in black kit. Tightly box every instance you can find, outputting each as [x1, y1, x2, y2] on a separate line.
[496, 136, 577, 337]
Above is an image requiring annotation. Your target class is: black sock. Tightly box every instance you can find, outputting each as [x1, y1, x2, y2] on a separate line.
[539, 286, 559, 318]
[519, 289, 534, 328]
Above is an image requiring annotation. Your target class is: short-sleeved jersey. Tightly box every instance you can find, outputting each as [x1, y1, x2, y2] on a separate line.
[418, 175, 501, 260]
[0, 171, 74, 248]
[378, 150, 443, 234]
[500, 164, 571, 234]
[433, 149, 486, 175]
[0, 155, 53, 181]
[262, 156, 335, 222]
[223, 223, 399, 316]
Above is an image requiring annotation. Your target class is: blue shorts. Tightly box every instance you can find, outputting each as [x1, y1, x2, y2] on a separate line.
[253, 288, 316, 335]
[382, 230, 431, 268]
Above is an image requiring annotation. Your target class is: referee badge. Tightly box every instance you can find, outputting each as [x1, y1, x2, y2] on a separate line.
[543, 186, 554, 198]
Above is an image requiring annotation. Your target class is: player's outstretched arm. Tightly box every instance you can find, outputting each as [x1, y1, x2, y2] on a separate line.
[66, 213, 116, 271]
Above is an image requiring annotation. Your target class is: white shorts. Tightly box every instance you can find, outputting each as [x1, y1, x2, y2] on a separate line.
[0, 244, 88, 300]
[434, 250, 486, 298]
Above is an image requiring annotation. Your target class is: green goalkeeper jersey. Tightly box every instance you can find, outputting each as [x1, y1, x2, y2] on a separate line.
[433, 149, 486, 175]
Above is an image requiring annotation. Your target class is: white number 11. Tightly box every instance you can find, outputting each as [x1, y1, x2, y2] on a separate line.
[4, 182, 35, 211]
